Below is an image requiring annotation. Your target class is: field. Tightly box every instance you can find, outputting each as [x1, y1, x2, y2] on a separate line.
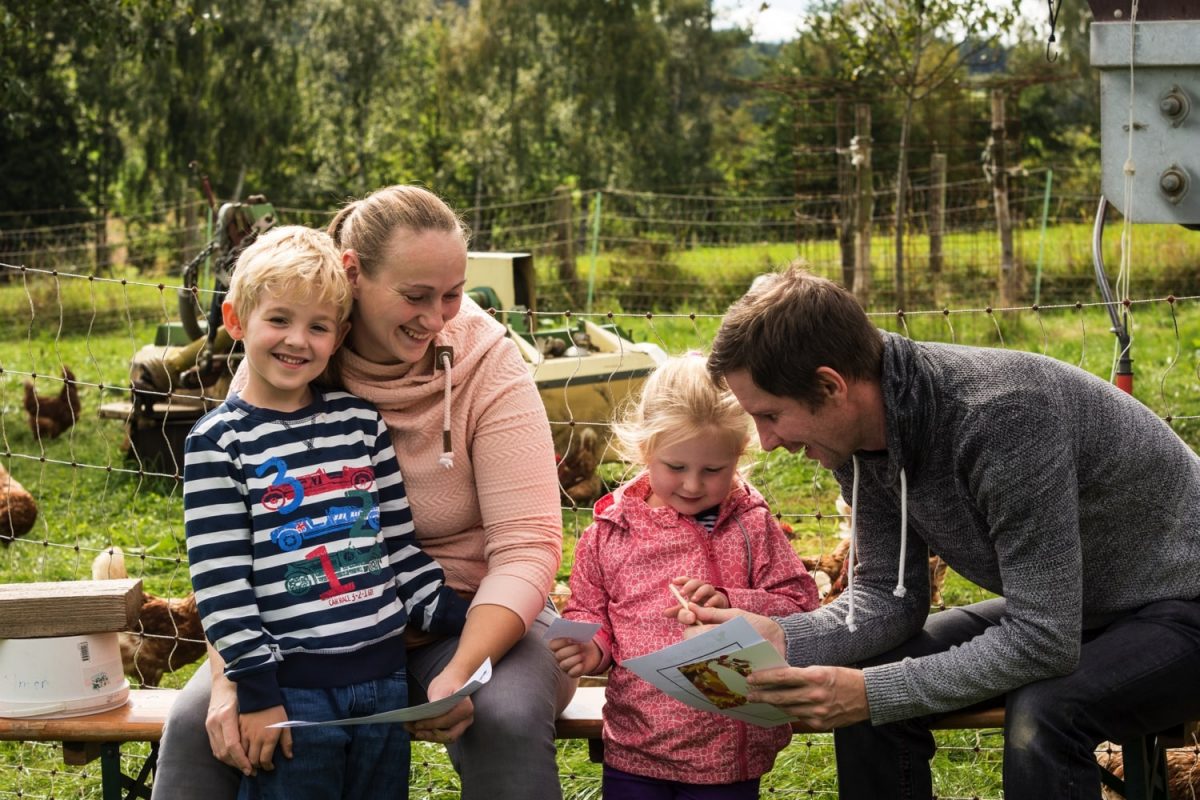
[2, 230, 1199, 797]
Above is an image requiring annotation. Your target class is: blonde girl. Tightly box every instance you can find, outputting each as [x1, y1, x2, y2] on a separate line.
[551, 354, 819, 799]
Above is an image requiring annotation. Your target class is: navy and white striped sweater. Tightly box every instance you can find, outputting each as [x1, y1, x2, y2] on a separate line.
[184, 390, 469, 712]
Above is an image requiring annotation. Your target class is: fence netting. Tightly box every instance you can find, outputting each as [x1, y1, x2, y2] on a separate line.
[3, 186, 1200, 797]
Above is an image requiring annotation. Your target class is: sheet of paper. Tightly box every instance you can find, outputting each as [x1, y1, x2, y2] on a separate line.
[271, 658, 492, 728]
[542, 617, 601, 643]
[622, 617, 796, 728]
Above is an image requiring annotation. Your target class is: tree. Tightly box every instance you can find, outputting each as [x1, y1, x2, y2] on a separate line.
[816, 0, 1016, 307]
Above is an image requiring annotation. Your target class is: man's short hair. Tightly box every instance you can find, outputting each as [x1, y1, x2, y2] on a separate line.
[226, 225, 352, 326]
[707, 264, 883, 408]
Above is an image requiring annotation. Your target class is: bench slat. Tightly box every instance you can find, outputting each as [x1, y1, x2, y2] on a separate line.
[0, 688, 178, 743]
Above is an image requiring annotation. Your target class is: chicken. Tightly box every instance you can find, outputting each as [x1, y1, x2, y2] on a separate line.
[0, 462, 38, 546]
[801, 536, 948, 606]
[23, 366, 82, 439]
[1098, 740, 1200, 799]
[551, 581, 571, 614]
[557, 426, 605, 506]
[91, 546, 207, 687]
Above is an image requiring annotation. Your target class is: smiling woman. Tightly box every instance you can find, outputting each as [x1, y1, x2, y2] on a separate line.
[152, 185, 574, 800]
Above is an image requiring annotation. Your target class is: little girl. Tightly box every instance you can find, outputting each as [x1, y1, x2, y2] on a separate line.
[550, 354, 820, 799]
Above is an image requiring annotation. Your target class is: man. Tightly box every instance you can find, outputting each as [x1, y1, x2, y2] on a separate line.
[692, 266, 1200, 799]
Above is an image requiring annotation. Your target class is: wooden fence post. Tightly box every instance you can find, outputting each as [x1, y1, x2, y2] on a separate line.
[853, 103, 874, 302]
[554, 185, 578, 289]
[837, 98, 855, 288]
[929, 153, 947, 277]
[990, 90, 1016, 305]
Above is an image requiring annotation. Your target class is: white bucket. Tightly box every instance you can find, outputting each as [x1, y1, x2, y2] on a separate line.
[0, 633, 129, 719]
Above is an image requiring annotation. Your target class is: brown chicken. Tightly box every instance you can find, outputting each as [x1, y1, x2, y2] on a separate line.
[23, 366, 82, 439]
[1098, 739, 1200, 799]
[557, 426, 605, 506]
[91, 546, 207, 687]
[801, 537, 948, 606]
[0, 462, 38, 546]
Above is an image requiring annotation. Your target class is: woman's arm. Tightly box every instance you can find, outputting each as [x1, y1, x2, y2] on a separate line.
[404, 604, 524, 742]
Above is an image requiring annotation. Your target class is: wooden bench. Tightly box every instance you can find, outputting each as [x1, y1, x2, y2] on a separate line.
[2, 687, 1191, 800]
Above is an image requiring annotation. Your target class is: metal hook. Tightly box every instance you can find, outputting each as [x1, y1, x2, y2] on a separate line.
[1045, 35, 1059, 63]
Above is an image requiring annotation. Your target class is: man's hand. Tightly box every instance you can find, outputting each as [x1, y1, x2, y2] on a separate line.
[405, 668, 475, 745]
[680, 605, 787, 659]
[238, 705, 292, 771]
[206, 673, 257, 776]
[548, 637, 603, 678]
[746, 665, 869, 731]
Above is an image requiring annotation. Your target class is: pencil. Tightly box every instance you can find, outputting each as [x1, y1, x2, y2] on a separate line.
[668, 582, 698, 624]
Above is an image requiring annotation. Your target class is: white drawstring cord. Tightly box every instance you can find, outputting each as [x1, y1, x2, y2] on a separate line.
[846, 455, 860, 632]
[438, 350, 454, 469]
[894, 468, 908, 598]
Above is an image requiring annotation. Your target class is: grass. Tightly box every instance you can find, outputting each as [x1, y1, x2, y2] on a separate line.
[5, 232, 1200, 797]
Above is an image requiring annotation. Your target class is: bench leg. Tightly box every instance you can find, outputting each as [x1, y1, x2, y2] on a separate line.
[100, 742, 123, 800]
[587, 737, 605, 765]
[1108, 735, 1170, 800]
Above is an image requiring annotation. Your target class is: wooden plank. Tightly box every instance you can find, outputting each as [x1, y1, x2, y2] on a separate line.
[0, 579, 142, 637]
[553, 687, 1008, 739]
[0, 688, 177, 743]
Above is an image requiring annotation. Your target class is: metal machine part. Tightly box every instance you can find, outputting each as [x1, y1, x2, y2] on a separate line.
[1091, 19, 1200, 224]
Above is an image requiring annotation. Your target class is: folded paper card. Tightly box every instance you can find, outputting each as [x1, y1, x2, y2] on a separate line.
[270, 658, 492, 728]
[542, 617, 601, 643]
[622, 617, 796, 728]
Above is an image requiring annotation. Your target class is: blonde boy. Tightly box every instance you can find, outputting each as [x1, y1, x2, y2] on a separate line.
[183, 226, 468, 799]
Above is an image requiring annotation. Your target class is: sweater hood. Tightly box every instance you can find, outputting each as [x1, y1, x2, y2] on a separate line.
[338, 297, 508, 414]
[879, 331, 938, 481]
[838, 331, 927, 629]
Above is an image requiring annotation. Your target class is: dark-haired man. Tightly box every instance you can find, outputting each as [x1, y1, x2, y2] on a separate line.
[693, 265, 1200, 799]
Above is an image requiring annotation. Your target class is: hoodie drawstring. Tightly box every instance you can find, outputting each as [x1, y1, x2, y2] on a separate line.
[894, 468, 909, 598]
[844, 457, 909, 633]
[846, 455, 860, 632]
[437, 348, 454, 469]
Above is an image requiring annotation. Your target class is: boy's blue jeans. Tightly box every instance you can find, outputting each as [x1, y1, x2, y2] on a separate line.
[833, 597, 1200, 800]
[238, 670, 410, 800]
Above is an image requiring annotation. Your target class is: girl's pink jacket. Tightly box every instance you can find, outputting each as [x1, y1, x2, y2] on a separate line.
[564, 472, 820, 784]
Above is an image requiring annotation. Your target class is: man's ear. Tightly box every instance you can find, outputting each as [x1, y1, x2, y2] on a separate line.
[813, 366, 849, 402]
[221, 301, 245, 341]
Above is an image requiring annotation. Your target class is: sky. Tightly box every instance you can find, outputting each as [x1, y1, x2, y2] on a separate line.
[714, 0, 1048, 44]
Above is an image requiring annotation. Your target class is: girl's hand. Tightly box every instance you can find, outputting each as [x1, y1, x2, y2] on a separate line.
[206, 671, 256, 776]
[405, 667, 475, 744]
[238, 705, 292, 771]
[668, 576, 730, 625]
[548, 637, 603, 678]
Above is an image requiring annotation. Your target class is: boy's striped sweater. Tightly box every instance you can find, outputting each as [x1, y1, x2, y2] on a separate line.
[184, 389, 468, 712]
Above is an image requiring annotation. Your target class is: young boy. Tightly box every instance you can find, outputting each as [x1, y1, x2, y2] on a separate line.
[183, 225, 469, 799]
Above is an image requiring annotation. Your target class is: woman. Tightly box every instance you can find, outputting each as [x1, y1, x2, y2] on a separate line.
[152, 185, 576, 799]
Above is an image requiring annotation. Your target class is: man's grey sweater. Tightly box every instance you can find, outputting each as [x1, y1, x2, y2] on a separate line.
[777, 332, 1200, 724]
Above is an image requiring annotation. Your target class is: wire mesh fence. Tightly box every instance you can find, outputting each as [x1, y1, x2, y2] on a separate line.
[3, 182, 1200, 797]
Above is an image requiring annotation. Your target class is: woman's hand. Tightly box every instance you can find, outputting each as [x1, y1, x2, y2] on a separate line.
[548, 637, 603, 678]
[405, 667, 475, 744]
[205, 671, 257, 776]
